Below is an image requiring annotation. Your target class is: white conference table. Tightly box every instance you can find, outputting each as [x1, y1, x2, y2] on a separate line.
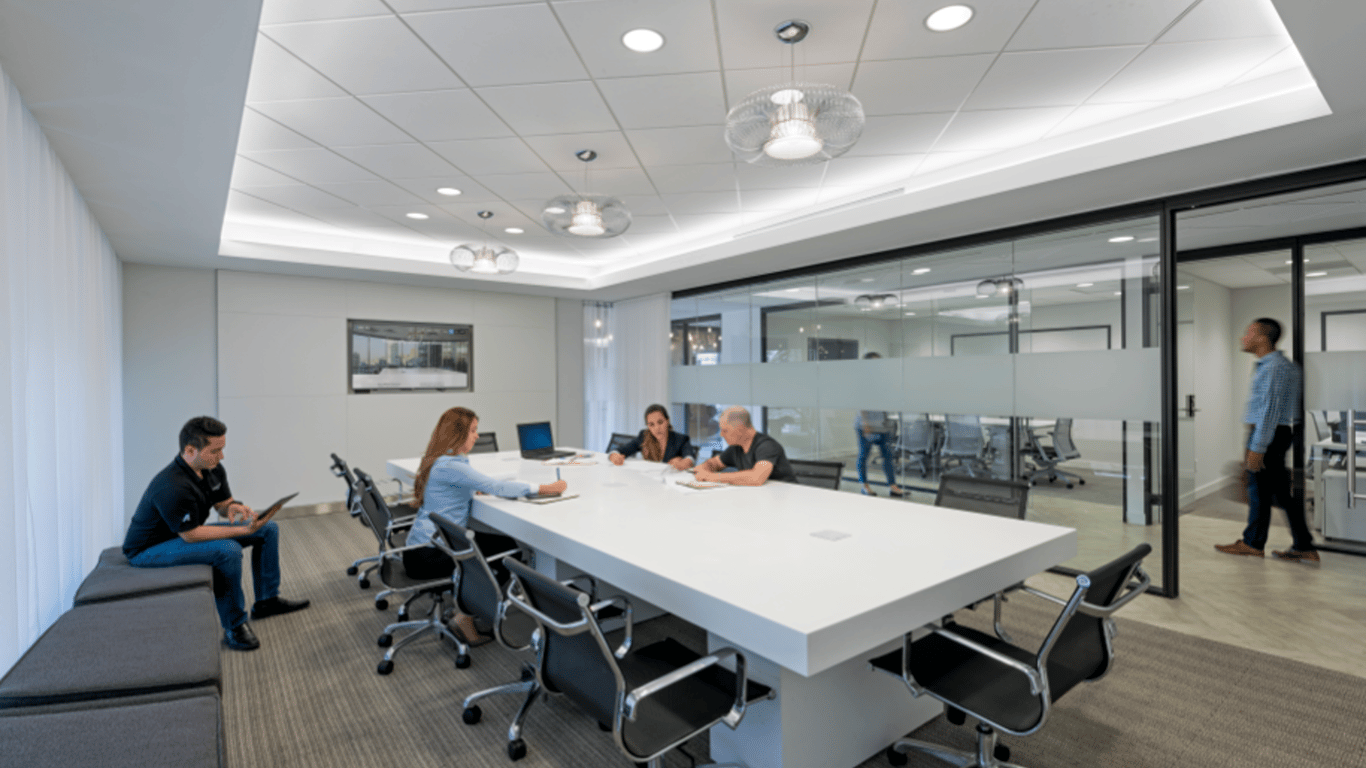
[388, 450, 1076, 768]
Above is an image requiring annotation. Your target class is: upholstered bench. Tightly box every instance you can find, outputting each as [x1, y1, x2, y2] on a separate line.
[72, 546, 212, 606]
[0, 588, 221, 709]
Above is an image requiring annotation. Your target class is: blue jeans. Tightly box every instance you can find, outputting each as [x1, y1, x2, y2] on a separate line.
[857, 430, 896, 488]
[129, 522, 281, 629]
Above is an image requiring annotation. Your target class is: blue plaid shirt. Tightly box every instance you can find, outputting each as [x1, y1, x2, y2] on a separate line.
[1244, 350, 1301, 454]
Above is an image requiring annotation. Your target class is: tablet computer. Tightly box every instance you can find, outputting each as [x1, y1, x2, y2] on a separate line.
[252, 492, 299, 525]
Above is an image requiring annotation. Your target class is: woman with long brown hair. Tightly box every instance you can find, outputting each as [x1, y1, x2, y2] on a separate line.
[404, 407, 566, 644]
[607, 404, 697, 470]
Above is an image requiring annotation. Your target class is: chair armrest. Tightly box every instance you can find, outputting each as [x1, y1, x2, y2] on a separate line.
[1020, 585, 1069, 606]
[623, 647, 757, 729]
[589, 596, 634, 658]
[926, 626, 1045, 696]
[1077, 565, 1151, 618]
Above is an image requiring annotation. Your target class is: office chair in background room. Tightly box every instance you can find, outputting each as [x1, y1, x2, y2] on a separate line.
[790, 459, 845, 490]
[606, 432, 636, 455]
[871, 543, 1152, 768]
[472, 432, 499, 454]
[492, 557, 773, 765]
[941, 415, 991, 477]
[1024, 418, 1086, 489]
[898, 414, 939, 478]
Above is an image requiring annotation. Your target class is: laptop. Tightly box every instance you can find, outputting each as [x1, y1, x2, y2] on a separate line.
[517, 421, 576, 459]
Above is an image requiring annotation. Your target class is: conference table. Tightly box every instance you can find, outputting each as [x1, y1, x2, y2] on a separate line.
[388, 449, 1076, 768]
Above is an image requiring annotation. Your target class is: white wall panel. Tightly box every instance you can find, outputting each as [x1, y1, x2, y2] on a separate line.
[218, 312, 344, 398]
[219, 395, 348, 506]
[903, 356, 1016, 415]
[477, 323, 557, 392]
[1015, 349, 1160, 421]
[475, 290, 555, 329]
[346, 281, 477, 324]
[217, 270, 339, 317]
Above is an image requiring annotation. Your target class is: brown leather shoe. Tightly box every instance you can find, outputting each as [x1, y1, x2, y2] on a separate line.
[1272, 548, 1321, 563]
[1214, 540, 1264, 557]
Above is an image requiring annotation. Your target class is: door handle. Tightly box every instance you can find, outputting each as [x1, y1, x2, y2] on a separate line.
[1184, 394, 1200, 418]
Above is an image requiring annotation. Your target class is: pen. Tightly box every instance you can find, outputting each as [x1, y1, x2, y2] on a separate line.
[556, 468, 561, 481]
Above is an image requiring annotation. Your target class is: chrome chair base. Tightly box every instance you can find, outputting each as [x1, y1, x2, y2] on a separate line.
[889, 725, 1024, 768]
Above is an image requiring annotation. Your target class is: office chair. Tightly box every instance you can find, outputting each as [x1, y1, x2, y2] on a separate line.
[606, 432, 637, 455]
[941, 415, 991, 477]
[871, 543, 1152, 768]
[352, 468, 441, 616]
[790, 458, 845, 490]
[898, 414, 939, 478]
[472, 432, 499, 454]
[936, 475, 1031, 637]
[1024, 419, 1086, 489]
[331, 454, 387, 582]
[490, 556, 773, 764]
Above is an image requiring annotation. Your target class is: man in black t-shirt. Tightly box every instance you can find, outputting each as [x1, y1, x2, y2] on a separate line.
[123, 416, 309, 651]
[693, 407, 797, 485]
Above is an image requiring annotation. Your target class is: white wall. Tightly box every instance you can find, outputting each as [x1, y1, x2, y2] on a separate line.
[555, 298, 584, 449]
[122, 265, 217, 519]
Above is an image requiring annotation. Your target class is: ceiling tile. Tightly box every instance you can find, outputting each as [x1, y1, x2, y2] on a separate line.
[237, 108, 318, 152]
[936, 108, 1064, 155]
[368, 203, 460, 226]
[477, 172, 572, 200]
[432, 200, 538, 227]
[597, 72, 727, 129]
[1160, 0, 1290, 43]
[234, 183, 357, 211]
[862, 0, 1036, 60]
[405, 5, 589, 87]
[230, 157, 303, 187]
[844, 113, 953, 156]
[620, 214, 679, 235]
[625, 125, 732, 166]
[259, 0, 391, 25]
[724, 64, 857, 106]
[913, 151, 990, 176]
[714, 0, 876, 70]
[389, 0, 532, 11]
[240, 148, 380, 183]
[648, 163, 736, 194]
[740, 187, 819, 212]
[735, 163, 828, 190]
[333, 143, 458, 179]
[390, 176, 499, 204]
[964, 47, 1142, 110]
[522, 132, 639, 171]
[1089, 37, 1291, 103]
[251, 97, 413, 146]
[476, 81, 618, 136]
[853, 55, 996, 115]
[360, 89, 512, 142]
[427, 137, 550, 175]
[1007, 0, 1197, 51]
[225, 189, 299, 219]
[1042, 102, 1168, 140]
[308, 206, 430, 235]
[310, 180, 427, 207]
[577, 167, 658, 196]
[822, 155, 918, 187]
[671, 213, 745, 234]
[554, 0, 721, 79]
[613, 194, 670, 216]
[264, 16, 463, 95]
[1227, 46, 1307, 87]
[662, 191, 739, 215]
[245, 35, 347, 102]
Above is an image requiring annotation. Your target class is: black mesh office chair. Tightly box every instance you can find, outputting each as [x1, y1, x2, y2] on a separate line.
[490, 557, 773, 764]
[936, 475, 1031, 637]
[331, 454, 384, 581]
[606, 432, 636, 455]
[472, 432, 499, 454]
[1024, 419, 1086, 489]
[790, 459, 845, 490]
[871, 543, 1152, 768]
[353, 469, 440, 615]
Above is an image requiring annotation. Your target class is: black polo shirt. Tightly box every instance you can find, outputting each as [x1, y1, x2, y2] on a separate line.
[718, 432, 797, 484]
[123, 455, 232, 558]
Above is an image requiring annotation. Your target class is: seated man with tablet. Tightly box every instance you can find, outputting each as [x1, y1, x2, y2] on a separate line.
[122, 416, 310, 652]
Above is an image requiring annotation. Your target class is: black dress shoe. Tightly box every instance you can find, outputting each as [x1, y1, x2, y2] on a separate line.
[225, 622, 261, 651]
[251, 596, 311, 620]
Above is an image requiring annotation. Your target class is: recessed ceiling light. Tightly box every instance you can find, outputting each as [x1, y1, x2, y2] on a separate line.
[925, 5, 973, 32]
[860, 277, 876, 282]
[405, 212, 429, 220]
[1307, 271, 1328, 277]
[1114, 291, 1122, 296]
[622, 28, 665, 53]
[976, 295, 989, 300]
[544, 206, 566, 215]
[785, 287, 801, 292]
[1177, 285, 1190, 290]
[1286, 258, 1310, 264]
[1108, 236, 1135, 243]
[504, 227, 524, 234]
[904, 311, 916, 316]
[1076, 282, 1093, 288]
[436, 187, 462, 196]
[1138, 237, 1157, 243]
[912, 267, 931, 274]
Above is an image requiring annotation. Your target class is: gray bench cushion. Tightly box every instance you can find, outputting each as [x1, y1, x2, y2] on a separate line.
[0, 588, 221, 709]
[0, 690, 223, 767]
[73, 546, 212, 606]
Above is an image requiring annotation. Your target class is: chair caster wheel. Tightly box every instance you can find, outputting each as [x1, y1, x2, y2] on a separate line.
[1029, 480, 1037, 486]
[346, 565, 358, 576]
[455, 654, 471, 669]
[374, 599, 388, 611]
[886, 746, 908, 766]
[598, 721, 611, 732]
[377, 660, 393, 675]
[396, 607, 408, 621]
[1078, 478, 1086, 485]
[507, 738, 527, 761]
[995, 744, 1011, 761]
[358, 578, 370, 589]
[947, 706, 967, 725]
[377, 634, 393, 648]
[1065, 483, 1074, 489]
[462, 706, 482, 725]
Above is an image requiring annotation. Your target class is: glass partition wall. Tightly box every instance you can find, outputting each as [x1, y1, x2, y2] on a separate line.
[671, 215, 1166, 588]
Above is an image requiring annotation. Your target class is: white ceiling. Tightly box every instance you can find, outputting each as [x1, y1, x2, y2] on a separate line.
[2, 0, 1365, 302]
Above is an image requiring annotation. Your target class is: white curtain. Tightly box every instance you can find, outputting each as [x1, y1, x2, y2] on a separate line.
[0, 64, 124, 674]
[583, 293, 670, 454]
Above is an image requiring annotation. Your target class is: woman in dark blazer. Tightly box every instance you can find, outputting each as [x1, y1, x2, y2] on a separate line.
[608, 404, 697, 470]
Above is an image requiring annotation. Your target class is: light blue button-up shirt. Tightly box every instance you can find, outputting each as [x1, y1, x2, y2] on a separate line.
[406, 455, 533, 548]
[1244, 350, 1301, 454]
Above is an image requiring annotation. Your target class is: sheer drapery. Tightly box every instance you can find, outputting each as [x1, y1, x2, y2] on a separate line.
[0, 65, 124, 674]
[582, 294, 670, 454]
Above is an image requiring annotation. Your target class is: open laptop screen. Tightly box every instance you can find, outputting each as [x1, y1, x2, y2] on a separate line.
[517, 421, 554, 452]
